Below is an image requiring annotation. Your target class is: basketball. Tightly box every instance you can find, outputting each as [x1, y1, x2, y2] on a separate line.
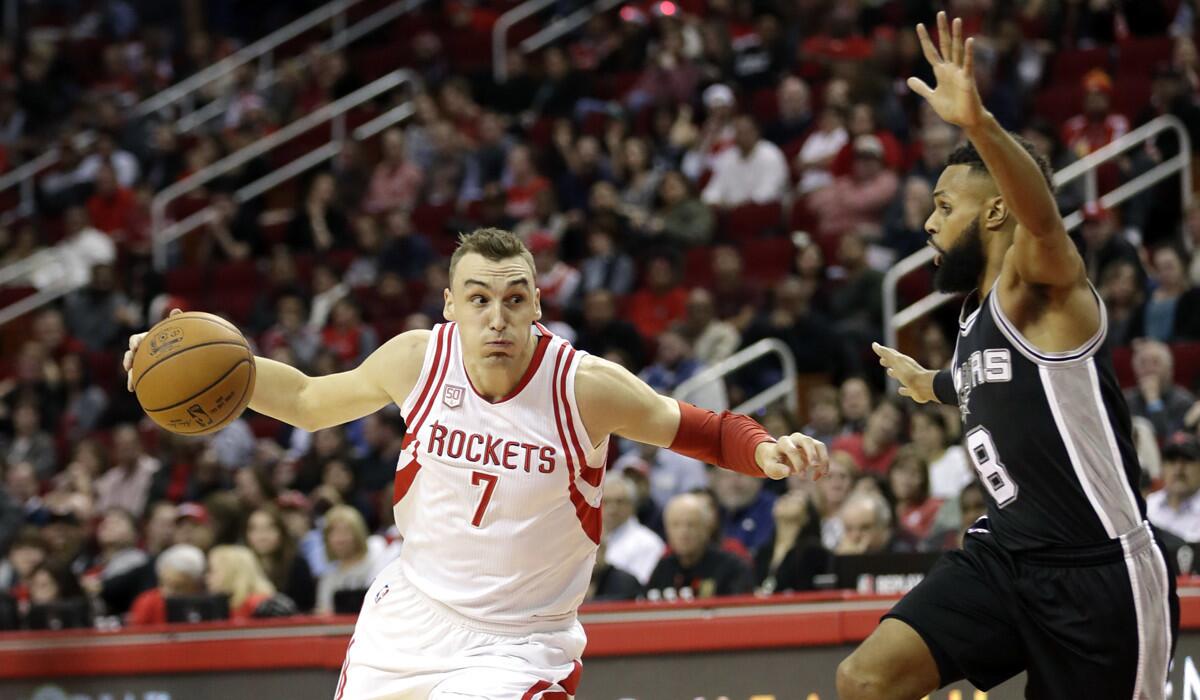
[129, 311, 256, 435]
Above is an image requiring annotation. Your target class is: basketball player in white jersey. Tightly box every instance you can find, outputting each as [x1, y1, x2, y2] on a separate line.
[124, 228, 828, 699]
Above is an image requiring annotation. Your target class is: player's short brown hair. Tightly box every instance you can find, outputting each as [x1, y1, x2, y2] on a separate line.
[449, 228, 536, 285]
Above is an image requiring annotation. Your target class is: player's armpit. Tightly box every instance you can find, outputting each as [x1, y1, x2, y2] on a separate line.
[574, 355, 682, 448]
[251, 330, 430, 432]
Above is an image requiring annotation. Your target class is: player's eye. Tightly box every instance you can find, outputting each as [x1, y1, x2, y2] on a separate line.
[471, 295, 487, 304]
[508, 295, 524, 304]
[940, 204, 951, 213]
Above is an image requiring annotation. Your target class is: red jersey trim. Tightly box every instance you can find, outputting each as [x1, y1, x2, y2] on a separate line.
[521, 659, 581, 699]
[462, 325, 551, 405]
[394, 324, 454, 506]
[333, 636, 354, 700]
[403, 324, 450, 432]
[559, 347, 602, 488]
[550, 344, 602, 545]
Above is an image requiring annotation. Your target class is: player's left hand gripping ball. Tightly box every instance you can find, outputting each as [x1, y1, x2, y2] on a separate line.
[756, 433, 829, 480]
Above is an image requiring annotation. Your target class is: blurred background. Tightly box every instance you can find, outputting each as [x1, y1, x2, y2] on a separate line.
[0, 0, 1198, 697]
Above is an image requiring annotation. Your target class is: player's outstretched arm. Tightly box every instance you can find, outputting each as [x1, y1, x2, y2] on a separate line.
[124, 309, 428, 432]
[575, 355, 828, 480]
[909, 12, 1081, 288]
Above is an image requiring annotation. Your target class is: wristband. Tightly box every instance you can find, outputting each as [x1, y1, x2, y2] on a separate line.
[932, 369, 958, 406]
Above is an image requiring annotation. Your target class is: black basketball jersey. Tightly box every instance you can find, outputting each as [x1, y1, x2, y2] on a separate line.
[951, 286, 1147, 552]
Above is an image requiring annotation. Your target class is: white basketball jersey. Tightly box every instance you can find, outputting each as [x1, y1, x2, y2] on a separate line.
[393, 322, 608, 632]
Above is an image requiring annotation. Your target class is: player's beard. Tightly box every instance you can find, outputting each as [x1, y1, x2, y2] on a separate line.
[933, 219, 986, 294]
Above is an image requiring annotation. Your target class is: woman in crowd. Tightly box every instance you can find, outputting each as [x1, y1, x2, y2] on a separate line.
[206, 544, 296, 620]
[754, 488, 829, 593]
[315, 505, 380, 614]
[887, 446, 943, 546]
[244, 505, 316, 612]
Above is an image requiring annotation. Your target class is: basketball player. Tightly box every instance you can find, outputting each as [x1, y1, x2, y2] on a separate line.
[838, 13, 1179, 700]
[124, 228, 827, 698]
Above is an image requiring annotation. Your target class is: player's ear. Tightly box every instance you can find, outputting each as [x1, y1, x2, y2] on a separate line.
[533, 288, 542, 321]
[983, 195, 1009, 230]
[442, 287, 455, 321]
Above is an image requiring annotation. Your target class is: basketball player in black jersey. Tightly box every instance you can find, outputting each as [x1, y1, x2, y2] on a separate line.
[837, 13, 1179, 700]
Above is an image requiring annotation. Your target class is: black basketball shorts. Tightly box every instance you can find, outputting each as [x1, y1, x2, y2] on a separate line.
[884, 519, 1179, 699]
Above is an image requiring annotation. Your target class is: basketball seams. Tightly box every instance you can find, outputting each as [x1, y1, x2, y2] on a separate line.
[133, 340, 250, 393]
[142, 358, 251, 413]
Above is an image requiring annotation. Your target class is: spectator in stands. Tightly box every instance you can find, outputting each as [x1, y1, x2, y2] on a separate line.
[1126, 339, 1197, 442]
[1079, 202, 1143, 287]
[681, 84, 738, 182]
[173, 503, 215, 552]
[839, 377, 874, 434]
[126, 544, 206, 626]
[701, 114, 788, 207]
[554, 132, 613, 214]
[8, 463, 45, 518]
[513, 189, 568, 245]
[831, 400, 902, 475]
[531, 46, 587, 119]
[82, 507, 149, 615]
[207, 545, 296, 620]
[142, 502, 177, 560]
[808, 134, 900, 239]
[529, 232, 580, 319]
[233, 467, 275, 514]
[674, 288, 739, 366]
[639, 330, 713, 401]
[94, 425, 160, 519]
[709, 246, 764, 332]
[829, 232, 885, 339]
[881, 177, 934, 260]
[27, 564, 85, 611]
[887, 446, 942, 546]
[627, 253, 688, 339]
[77, 132, 140, 188]
[354, 411, 405, 496]
[646, 493, 754, 600]
[834, 492, 898, 555]
[1063, 69, 1130, 159]
[1102, 259, 1147, 348]
[579, 221, 636, 297]
[0, 528, 47, 603]
[796, 106, 849, 194]
[645, 170, 714, 248]
[1130, 245, 1200, 342]
[764, 76, 813, 147]
[601, 475, 664, 586]
[321, 298, 378, 369]
[585, 538, 642, 602]
[624, 27, 700, 113]
[710, 467, 776, 552]
[830, 103, 904, 176]
[315, 505, 378, 614]
[613, 136, 662, 218]
[907, 123, 958, 187]
[260, 294, 321, 370]
[803, 386, 843, 447]
[909, 406, 974, 501]
[86, 163, 136, 238]
[755, 488, 829, 593]
[34, 307, 87, 361]
[63, 262, 133, 352]
[741, 276, 837, 376]
[1147, 433, 1200, 542]
[378, 208, 434, 282]
[288, 171, 349, 253]
[503, 145, 552, 221]
[1022, 117, 1084, 215]
[1, 401, 55, 479]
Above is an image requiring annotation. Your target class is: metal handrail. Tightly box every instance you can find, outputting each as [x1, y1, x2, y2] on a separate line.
[493, 0, 556, 83]
[518, 0, 625, 55]
[151, 69, 415, 268]
[131, 0, 360, 120]
[673, 338, 799, 417]
[882, 114, 1193, 358]
[0, 285, 73, 327]
[174, 0, 427, 135]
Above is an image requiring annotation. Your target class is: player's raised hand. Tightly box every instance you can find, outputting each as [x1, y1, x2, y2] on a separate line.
[908, 11, 985, 130]
[756, 432, 829, 481]
[123, 308, 182, 391]
[872, 342, 937, 404]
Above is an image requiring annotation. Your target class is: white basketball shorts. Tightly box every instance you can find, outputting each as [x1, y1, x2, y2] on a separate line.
[332, 558, 587, 700]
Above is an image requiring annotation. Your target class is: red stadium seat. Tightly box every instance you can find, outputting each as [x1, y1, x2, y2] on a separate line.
[213, 260, 259, 291]
[1034, 86, 1084, 126]
[683, 246, 715, 289]
[1118, 37, 1174, 77]
[1111, 344, 1134, 389]
[165, 267, 207, 297]
[750, 88, 778, 124]
[411, 202, 455, 236]
[741, 236, 795, 284]
[209, 289, 258, 326]
[248, 414, 283, 440]
[1172, 341, 1200, 390]
[719, 201, 783, 242]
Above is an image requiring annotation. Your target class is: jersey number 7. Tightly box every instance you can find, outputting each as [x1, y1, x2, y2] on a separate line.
[470, 471, 498, 527]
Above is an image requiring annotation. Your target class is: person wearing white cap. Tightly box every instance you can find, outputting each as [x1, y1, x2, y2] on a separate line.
[680, 84, 739, 181]
[700, 115, 789, 207]
[807, 133, 900, 238]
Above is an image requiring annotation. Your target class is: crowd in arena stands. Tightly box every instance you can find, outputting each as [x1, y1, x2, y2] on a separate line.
[2, 0, 1200, 629]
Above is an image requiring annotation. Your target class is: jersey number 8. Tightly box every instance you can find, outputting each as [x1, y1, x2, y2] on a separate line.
[965, 426, 1018, 507]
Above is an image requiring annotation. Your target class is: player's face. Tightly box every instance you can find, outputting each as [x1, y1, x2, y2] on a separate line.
[445, 253, 542, 365]
[928, 165, 992, 294]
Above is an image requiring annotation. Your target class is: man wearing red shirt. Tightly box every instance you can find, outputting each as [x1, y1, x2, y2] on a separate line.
[628, 254, 689, 340]
[830, 401, 902, 475]
[1062, 69, 1130, 158]
[86, 163, 136, 238]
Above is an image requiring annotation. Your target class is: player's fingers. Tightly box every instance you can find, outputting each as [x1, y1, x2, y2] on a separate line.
[778, 435, 809, 477]
[169, 308, 182, 316]
[915, 23, 941, 66]
[906, 77, 934, 100]
[951, 16, 962, 65]
[964, 36, 975, 78]
[898, 386, 913, 398]
[123, 350, 133, 391]
[814, 441, 830, 480]
[937, 11, 951, 63]
[761, 460, 789, 480]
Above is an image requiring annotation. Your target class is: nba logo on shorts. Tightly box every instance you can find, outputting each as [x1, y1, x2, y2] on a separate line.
[443, 385, 464, 409]
[375, 584, 389, 604]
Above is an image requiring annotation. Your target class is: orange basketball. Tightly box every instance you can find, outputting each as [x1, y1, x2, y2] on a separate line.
[130, 312, 256, 435]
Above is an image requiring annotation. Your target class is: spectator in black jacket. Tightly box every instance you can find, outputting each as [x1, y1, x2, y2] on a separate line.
[647, 493, 754, 600]
[1124, 339, 1196, 443]
[245, 505, 316, 613]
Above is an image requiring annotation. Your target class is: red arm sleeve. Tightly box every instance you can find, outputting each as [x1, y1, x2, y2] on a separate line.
[668, 400, 776, 477]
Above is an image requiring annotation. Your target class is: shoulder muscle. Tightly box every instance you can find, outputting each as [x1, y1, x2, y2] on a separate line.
[576, 354, 680, 448]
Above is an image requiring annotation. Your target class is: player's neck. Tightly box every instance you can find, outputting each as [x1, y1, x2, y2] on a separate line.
[463, 328, 538, 401]
[976, 240, 1008, 298]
